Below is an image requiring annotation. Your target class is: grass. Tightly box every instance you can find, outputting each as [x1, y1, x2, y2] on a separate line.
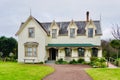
[86, 68, 120, 80]
[0, 61, 54, 80]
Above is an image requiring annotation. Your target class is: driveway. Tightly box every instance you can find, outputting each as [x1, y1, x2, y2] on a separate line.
[43, 64, 92, 80]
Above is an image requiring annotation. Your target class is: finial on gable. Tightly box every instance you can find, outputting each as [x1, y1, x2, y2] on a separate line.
[53, 20, 56, 25]
[71, 19, 74, 24]
[89, 19, 92, 24]
[30, 8, 32, 16]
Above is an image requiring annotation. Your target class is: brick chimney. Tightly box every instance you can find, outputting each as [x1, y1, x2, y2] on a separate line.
[86, 11, 89, 22]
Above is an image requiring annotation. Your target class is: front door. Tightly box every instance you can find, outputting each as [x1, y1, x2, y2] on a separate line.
[49, 48, 57, 60]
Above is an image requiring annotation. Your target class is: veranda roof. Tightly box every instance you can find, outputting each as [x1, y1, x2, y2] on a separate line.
[47, 44, 99, 47]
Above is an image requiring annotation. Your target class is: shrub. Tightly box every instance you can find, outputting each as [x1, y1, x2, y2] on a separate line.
[99, 57, 106, 63]
[90, 57, 99, 62]
[77, 58, 84, 63]
[90, 57, 107, 68]
[114, 58, 120, 66]
[101, 63, 107, 68]
[69, 59, 78, 64]
[55, 58, 68, 64]
[39, 62, 44, 64]
[83, 62, 91, 65]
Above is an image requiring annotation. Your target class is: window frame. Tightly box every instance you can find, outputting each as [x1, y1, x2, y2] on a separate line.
[88, 28, 93, 38]
[52, 29, 57, 38]
[78, 48, 85, 57]
[70, 28, 75, 38]
[65, 48, 72, 57]
[28, 28, 35, 38]
[92, 48, 98, 57]
[25, 45, 37, 57]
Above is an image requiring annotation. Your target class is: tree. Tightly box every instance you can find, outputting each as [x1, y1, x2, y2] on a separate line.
[110, 40, 120, 59]
[102, 40, 118, 59]
[110, 40, 120, 49]
[0, 36, 18, 61]
[112, 25, 120, 40]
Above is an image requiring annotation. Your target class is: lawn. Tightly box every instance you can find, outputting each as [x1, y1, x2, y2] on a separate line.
[86, 68, 120, 80]
[0, 62, 54, 80]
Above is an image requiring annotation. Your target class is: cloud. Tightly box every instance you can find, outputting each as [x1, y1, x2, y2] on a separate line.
[0, 0, 120, 39]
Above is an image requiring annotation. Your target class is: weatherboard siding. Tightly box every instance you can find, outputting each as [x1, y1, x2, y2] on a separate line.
[18, 19, 47, 62]
[47, 35, 101, 46]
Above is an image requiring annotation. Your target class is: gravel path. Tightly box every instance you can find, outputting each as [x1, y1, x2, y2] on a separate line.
[108, 62, 118, 68]
[43, 64, 92, 80]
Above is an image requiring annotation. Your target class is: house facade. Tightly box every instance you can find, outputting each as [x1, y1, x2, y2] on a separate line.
[16, 12, 102, 63]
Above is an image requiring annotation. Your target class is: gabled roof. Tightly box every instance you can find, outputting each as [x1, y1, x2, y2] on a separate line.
[16, 16, 102, 36]
[34, 18, 49, 35]
[15, 16, 49, 36]
[41, 20, 102, 35]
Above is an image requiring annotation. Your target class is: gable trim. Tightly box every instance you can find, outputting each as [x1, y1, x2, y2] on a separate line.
[15, 16, 49, 36]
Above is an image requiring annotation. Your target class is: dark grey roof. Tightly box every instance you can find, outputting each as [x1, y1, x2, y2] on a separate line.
[33, 16, 102, 35]
[94, 21, 102, 35]
[40, 21, 102, 35]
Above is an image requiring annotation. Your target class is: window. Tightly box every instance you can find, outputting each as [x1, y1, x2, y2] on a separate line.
[92, 48, 98, 57]
[28, 28, 35, 38]
[24, 42, 38, 57]
[25, 46, 37, 57]
[65, 48, 72, 57]
[70, 28, 75, 38]
[88, 28, 93, 37]
[52, 29, 57, 38]
[78, 48, 85, 57]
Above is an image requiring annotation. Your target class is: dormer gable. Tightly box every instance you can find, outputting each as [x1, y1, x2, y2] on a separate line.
[85, 19, 97, 38]
[50, 20, 59, 30]
[85, 19, 97, 29]
[50, 20, 59, 38]
[67, 20, 78, 38]
[67, 20, 78, 30]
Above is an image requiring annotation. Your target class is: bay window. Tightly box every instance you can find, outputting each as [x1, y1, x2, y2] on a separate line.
[24, 42, 38, 57]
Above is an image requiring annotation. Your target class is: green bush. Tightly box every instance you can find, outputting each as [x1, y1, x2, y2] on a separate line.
[39, 62, 44, 64]
[83, 62, 91, 65]
[77, 58, 84, 63]
[69, 59, 78, 64]
[55, 58, 68, 64]
[90, 57, 107, 68]
[92, 61, 101, 68]
[99, 57, 106, 63]
[90, 57, 99, 62]
[101, 63, 107, 68]
[114, 58, 120, 66]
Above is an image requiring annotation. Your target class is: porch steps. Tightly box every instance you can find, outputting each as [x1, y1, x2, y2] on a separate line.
[45, 60, 55, 64]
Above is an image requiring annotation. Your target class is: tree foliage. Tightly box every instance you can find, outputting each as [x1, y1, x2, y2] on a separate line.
[110, 40, 120, 59]
[102, 40, 119, 59]
[110, 40, 120, 49]
[0, 36, 18, 60]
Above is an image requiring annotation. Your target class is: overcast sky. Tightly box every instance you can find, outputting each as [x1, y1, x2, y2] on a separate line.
[0, 0, 120, 40]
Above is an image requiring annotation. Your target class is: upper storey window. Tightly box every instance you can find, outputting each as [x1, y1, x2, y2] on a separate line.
[88, 28, 93, 37]
[28, 28, 35, 38]
[70, 28, 75, 38]
[52, 29, 57, 38]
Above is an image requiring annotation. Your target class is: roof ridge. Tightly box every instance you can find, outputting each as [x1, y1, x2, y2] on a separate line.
[41, 20, 100, 24]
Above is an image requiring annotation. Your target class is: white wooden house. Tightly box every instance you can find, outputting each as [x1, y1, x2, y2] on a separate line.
[16, 12, 102, 63]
